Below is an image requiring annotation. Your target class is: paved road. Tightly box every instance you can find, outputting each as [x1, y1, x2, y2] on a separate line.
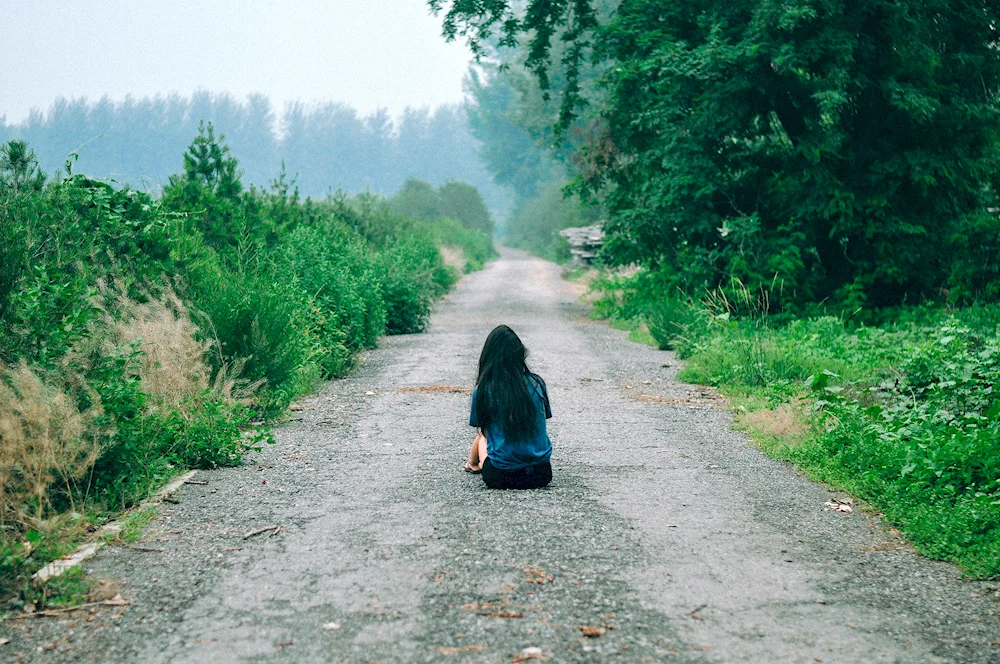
[4, 250, 999, 663]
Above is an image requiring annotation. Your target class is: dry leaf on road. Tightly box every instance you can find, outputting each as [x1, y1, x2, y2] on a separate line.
[437, 645, 485, 655]
[521, 565, 554, 584]
[824, 498, 854, 513]
[512, 647, 544, 662]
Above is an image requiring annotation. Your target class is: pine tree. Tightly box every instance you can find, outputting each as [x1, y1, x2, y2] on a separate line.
[162, 122, 248, 250]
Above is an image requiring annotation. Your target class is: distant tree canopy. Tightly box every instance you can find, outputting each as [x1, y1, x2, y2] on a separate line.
[438, 181, 492, 234]
[462, 42, 605, 253]
[390, 177, 494, 235]
[436, 0, 1000, 308]
[0, 92, 506, 213]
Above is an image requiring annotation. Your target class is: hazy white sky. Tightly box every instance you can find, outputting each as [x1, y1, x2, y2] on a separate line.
[0, 0, 474, 122]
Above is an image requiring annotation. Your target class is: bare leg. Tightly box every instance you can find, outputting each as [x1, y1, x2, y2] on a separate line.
[464, 431, 487, 473]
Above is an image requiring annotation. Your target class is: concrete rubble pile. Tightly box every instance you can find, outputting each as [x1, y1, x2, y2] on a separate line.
[558, 225, 605, 265]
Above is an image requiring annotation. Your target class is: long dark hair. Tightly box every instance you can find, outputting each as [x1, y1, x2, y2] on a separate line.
[474, 325, 539, 440]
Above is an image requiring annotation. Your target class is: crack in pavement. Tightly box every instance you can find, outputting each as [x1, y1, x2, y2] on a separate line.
[3, 249, 999, 663]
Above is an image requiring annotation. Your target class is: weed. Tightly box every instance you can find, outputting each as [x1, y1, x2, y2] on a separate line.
[0, 363, 103, 527]
[116, 506, 157, 543]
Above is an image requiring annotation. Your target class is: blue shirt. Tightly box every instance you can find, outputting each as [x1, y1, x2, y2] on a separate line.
[469, 374, 552, 470]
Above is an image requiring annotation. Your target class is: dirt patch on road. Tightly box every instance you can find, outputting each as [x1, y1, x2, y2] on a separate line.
[397, 385, 472, 395]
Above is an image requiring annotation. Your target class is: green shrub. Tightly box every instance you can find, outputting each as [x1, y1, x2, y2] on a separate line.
[503, 180, 602, 260]
[278, 218, 385, 375]
[424, 217, 496, 272]
[592, 267, 1000, 577]
[186, 259, 316, 416]
[379, 233, 455, 335]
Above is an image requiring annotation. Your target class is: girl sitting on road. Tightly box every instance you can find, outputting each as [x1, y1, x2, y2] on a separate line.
[464, 324, 553, 490]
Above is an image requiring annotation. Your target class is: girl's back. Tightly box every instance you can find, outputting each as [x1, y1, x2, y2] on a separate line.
[464, 325, 553, 490]
[470, 372, 552, 470]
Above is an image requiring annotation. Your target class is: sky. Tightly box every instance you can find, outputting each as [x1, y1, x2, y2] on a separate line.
[0, 0, 475, 123]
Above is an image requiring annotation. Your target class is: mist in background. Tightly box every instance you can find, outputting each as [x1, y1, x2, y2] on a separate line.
[0, 1, 470, 123]
[0, 94, 505, 210]
[0, 1, 507, 209]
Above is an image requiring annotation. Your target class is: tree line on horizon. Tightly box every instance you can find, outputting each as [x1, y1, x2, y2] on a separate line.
[0, 91, 507, 213]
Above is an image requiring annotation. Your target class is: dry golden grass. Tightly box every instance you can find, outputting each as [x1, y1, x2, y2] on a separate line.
[0, 363, 103, 526]
[108, 291, 211, 410]
[739, 402, 809, 441]
[439, 246, 467, 273]
[104, 289, 256, 414]
[0, 288, 260, 535]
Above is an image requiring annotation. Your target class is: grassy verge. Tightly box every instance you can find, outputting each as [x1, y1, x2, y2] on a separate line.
[589, 270, 1000, 579]
[0, 132, 496, 608]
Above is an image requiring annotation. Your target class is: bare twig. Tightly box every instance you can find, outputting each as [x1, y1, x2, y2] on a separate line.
[18, 596, 130, 619]
[184, 479, 209, 485]
[687, 603, 708, 620]
[243, 524, 281, 540]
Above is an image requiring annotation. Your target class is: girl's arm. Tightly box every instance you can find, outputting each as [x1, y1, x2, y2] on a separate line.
[465, 430, 487, 472]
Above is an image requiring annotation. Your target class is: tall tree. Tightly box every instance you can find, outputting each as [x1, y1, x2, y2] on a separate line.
[435, 0, 1000, 307]
[162, 122, 247, 249]
[438, 180, 494, 233]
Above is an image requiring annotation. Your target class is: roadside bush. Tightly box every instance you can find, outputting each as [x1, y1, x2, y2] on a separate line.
[379, 234, 454, 335]
[799, 322, 1000, 576]
[424, 217, 496, 272]
[278, 219, 385, 376]
[185, 260, 316, 417]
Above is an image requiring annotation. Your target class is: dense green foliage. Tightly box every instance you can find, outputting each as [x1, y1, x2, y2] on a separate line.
[0, 130, 494, 602]
[0, 93, 505, 211]
[437, 0, 1000, 308]
[390, 177, 495, 235]
[502, 182, 602, 261]
[464, 63, 602, 257]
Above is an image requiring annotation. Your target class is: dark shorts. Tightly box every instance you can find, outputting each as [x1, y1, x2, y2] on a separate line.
[481, 457, 552, 490]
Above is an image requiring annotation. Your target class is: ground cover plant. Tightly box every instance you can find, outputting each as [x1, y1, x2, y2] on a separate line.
[592, 272, 1000, 578]
[0, 131, 495, 606]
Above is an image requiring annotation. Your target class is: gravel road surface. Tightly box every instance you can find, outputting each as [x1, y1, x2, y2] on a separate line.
[3, 249, 999, 663]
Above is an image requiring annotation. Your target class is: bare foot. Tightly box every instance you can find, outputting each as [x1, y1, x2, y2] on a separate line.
[463, 461, 482, 474]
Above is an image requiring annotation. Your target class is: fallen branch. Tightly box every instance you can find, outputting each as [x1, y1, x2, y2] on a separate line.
[184, 479, 209, 485]
[20, 595, 130, 619]
[243, 524, 281, 540]
[127, 545, 165, 553]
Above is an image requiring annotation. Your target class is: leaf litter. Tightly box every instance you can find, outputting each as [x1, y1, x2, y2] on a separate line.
[824, 498, 854, 513]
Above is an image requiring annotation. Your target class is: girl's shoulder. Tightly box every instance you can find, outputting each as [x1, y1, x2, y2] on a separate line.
[527, 372, 548, 393]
